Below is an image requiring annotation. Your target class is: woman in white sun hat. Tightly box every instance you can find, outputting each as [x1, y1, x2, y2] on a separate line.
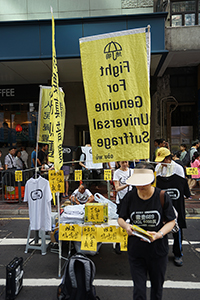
[118, 162, 176, 300]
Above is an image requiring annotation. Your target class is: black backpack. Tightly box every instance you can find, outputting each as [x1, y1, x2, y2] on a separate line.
[182, 149, 191, 167]
[57, 253, 100, 300]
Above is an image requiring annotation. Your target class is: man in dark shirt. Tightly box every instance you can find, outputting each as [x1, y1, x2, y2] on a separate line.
[156, 174, 190, 267]
[37, 144, 48, 167]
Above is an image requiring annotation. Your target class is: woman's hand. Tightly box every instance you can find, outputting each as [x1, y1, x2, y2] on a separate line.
[147, 231, 162, 242]
[125, 224, 134, 236]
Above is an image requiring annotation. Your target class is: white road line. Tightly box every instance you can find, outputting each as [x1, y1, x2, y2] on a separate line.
[0, 238, 28, 245]
[0, 278, 200, 289]
[1, 238, 200, 246]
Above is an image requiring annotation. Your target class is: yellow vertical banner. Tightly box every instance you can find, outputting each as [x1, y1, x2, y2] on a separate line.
[80, 27, 151, 163]
[38, 86, 65, 145]
[48, 12, 66, 171]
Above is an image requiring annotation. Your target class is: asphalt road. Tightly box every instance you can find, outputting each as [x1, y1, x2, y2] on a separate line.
[0, 215, 200, 300]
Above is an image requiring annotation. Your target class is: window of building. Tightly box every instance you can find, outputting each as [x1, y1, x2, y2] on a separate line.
[0, 103, 38, 148]
[171, 0, 200, 26]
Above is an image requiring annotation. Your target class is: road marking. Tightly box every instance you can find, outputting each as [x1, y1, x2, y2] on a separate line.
[0, 278, 200, 289]
[0, 238, 28, 245]
[0, 217, 29, 220]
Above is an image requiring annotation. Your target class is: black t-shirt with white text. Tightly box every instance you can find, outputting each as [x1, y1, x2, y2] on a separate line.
[62, 146, 78, 163]
[156, 174, 190, 228]
[119, 187, 175, 258]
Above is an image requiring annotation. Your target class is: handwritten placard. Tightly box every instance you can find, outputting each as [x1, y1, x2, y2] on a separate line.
[49, 170, 65, 193]
[119, 228, 128, 251]
[84, 203, 108, 223]
[74, 170, 82, 181]
[15, 171, 23, 182]
[186, 167, 198, 175]
[104, 169, 112, 181]
[81, 226, 97, 251]
[97, 226, 119, 242]
[59, 224, 82, 241]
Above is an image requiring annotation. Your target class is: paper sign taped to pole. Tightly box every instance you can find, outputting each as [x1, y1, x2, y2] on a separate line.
[80, 27, 151, 163]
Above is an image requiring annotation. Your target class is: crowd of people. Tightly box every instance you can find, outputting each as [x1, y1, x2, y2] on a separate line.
[0, 144, 51, 173]
[0, 146, 28, 171]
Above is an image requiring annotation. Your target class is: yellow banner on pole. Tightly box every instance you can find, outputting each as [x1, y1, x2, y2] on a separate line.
[38, 86, 65, 145]
[80, 27, 151, 163]
[48, 14, 66, 171]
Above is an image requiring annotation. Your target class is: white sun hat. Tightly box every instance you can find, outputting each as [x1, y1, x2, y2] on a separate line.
[126, 168, 154, 186]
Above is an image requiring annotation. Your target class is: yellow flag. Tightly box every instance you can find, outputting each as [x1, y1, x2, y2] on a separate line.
[48, 14, 66, 171]
[80, 28, 151, 163]
[38, 86, 65, 145]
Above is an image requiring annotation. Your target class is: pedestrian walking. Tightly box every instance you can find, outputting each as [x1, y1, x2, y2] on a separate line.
[190, 151, 200, 189]
[113, 160, 133, 254]
[118, 162, 176, 300]
[155, 147, 190, 267]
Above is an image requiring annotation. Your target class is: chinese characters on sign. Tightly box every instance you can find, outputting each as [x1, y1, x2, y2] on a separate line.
[186, 167, 198, 175]
[15, 171, 23, 182]
[84, 203, 108, 223]
[59, 224, 127, 251]
[49, 170, 65, 193]
[97, 226, 118, 242]
[104, 169, 112, 181]
[119, 228, 128, 251]
[59, 224, 82, 241]
[74, 170, 82, 181]
[81, 226, 97, 252]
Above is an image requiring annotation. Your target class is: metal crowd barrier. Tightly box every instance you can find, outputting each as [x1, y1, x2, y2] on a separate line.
[0, 167, 116, 204]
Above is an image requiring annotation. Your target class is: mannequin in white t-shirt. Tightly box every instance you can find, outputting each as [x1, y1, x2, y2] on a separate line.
[24, 176, 52, 231]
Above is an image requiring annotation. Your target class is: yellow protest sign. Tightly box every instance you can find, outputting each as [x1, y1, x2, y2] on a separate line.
[49, 170, 65, 193]
[48, 13, 66, 171]
[80, 27, 151, 163]
[15, 171, 23, 182]
[59, 224, 82, 241]
[118, 227, 128, 251]
[74, 170, 82, 181]
[186, 167, 198, 175]
[38, 86, 65, 145]
[97, 226, 119, 242]
[84, 203, 108, 223]
[104, 169, 112, 181]
[81, 226, 97, 252]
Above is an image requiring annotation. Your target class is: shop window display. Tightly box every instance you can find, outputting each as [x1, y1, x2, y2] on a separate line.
[0, 103, 38, 148]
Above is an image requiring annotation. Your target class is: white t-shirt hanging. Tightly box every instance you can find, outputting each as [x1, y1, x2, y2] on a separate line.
[81, 146, 102, 169]
[24, 176, 52, 231]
